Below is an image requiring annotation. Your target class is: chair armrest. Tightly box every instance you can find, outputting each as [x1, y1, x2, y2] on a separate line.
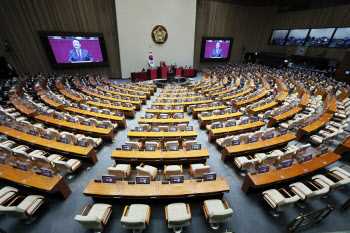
[101, 206, 112, 226]
[165, 206, 168, 223]
[122, 205, 129, 217]
[278, 188, 292, 198]
[80, 204, 92, 216]
[70, 160, 82, 171]
[0, 190, 16, 201]
[304, 181, 320, 190]
[186, 203, 192, 221]
[145, 206, 151, 225]
[203, 202, 210, 220]
[263, 193, 279, 209]
[247, 155, 254, 160]
[164, 165, 167, 175]
[25, 197, 44, 216]
[180, 164, 183, 174]
[223, 199, 230, 209]
[6, 196, 25, 207]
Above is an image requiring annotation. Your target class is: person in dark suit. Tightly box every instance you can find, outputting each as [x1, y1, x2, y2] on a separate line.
[210, 42, 223, 58]
[68, 39, 94, 63]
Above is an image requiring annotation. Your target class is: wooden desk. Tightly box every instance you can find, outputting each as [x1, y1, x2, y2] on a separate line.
[201, 85, 225, 94]
[111, 148, 209, 164]
[145, 109, 184, 116]
[138, 117, 189, 126]
[156, 96, 204, 101]
[0, 163, 71, 199]
[209, 121, 265, 142]
[241, 150, 340, 194]
[276, 91, 288, 103]
[56, 81, 85, 103]
[232, 90, 269, 108]
[221, 133, 296, 161]
[249, 101, 278, 115]
[39, 95, 65, 112]
[35, 115, 114, 141]
[334, 136, 350, 156]
[152, 100, 213, 112]
[221, 88, 253, 102]
[192, 105, 227, 119]
[210, 88, 234, 98]
[199, 112, 243, 128]
[136, 83, 157, 92]
[127, 130, 197, 141]
[83, 177, 229, 200]
[160, 91, 195, 96]
[109, 85, 151, 99]
[9, 93, 38, 117]
[97, 86, 147, 104]
[87, 101, 136, 119]
[123, 84, 154, 95]
[0, 126, 98, 164]
[82, 90, 143, 110]
[65, 107, 127, 129]
[267, 106, 303, 128]
[295, 113, 333, 141]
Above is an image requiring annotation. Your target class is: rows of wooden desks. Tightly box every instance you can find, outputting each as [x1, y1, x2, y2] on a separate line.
[138, 117, 189, 126]
[111, 148, 209, 164]
[35, 115, 115, 141]
[145, 108, 184, 116]
[192, 105, 227, 118]
[65, 107, 127, 129]
[160, 91, 195, 96]
[334, 135, 350, 156]
[221, 133, 296, 161]
[232, 90, 269, 108]
[0, 163, 71, 199]
[96, 86, 148, 103]
[127, 130, 197, 142]
[86, 101, 136, 118]
[267, 106, 303, 128]
[151, 100, 213, 111]
[221, 87, 253, 102]
[83, 177, 229, 200]
[109, 85, 151, 99]
[199, 112, 243, 128]
[123, 83, 155, 95]
[83, 90, 143, 109]
[208, 121, 265, 142]
[249, 101, 278, 115]
[295, 113, 333, 141]
[0, 126, 98, 164]
[9, 93, 38, 117]
[135, 82, 157, 91]
[241, 150, 340, 194]
[56, 81, 84, 103]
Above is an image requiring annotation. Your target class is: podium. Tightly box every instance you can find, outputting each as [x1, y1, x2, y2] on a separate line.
[167, 71, 175, 82]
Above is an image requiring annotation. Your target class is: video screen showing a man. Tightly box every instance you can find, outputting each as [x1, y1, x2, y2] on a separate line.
[68, 39, 94, 63]
[210, 42, 223, 58]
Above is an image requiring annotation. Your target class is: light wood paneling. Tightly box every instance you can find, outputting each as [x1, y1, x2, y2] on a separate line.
[0, 0, 121, 78]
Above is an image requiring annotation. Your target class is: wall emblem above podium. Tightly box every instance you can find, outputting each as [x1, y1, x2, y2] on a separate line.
[152, 25, 168, 44]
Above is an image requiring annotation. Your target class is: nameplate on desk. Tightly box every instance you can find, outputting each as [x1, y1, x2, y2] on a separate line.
[128, 181, 135, 184]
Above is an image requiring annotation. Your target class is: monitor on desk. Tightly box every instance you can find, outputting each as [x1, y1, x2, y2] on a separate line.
[60, 137, 69, 144]
[163, 106, 170, 110]
[232, 108, 238, 113]
[250, 136, 258, 143]
[219, 111, 225, 115]
[216, 123, 224, 129]
[68, 117, 75, 123]
[303, 154, 313, 162]
[241, 119, 248, 124]
[102, 100, 108, 104]
[208, 103, 213, 107]
[227, 121, 236, 127]
[43, 133, 52, 140]
[135, 127, 144, 132]
[175, 106, 182, 110]
[169, 145, 179, 151]
[14, 125, 23, 132]
[92, 108, 98, 113]
[136, 176, 150, 184]
[280, 129, 288, 136]
[232, 140, 240, 146]
[253, 117, 259, 122]
[185, 126, 193, 131]
[169, 127, 177, 132]
[115, 111, 123, 117]
[204, 172, 217, 182]
[266, 133, 274, 139]
[282, 159, 293, 169]
[218, 102, 223, 106]
[103, 110, 109, 115]
[145, 145, 156, 151]
[102, 175, 116, 183]
[83, 121, 91, 126]
[17, 162, 28, 172]
[166, 100, 172, 103]
[152, 127, 160, 132]
[29, 129, 37, 136]
[258, 165, 270, 174]
[41, 168, 53, 178]
[161, 115, 169, 119]
[122, 145, 132, 151]
[151, 106, 157, 110]
[0, 156, 5, 165]
[191, 144, 201, 150]
[205, 112, 211, 117]
[54, 114, 62, 120]
[206, 96, 210, 100]
[125, 103, 132, 108]
[177, 114, 184, 119]
[99, 123, 107, 129]
[197, 104, 203, 108]
[170, 175, 184, 184]
[320, 147, 328, 156]
[78, 140, 88, 147]
[156, 99, 161, 103]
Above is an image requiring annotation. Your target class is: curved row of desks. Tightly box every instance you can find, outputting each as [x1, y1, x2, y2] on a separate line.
[138, 117, 189, 126]
[127, 130, 197, 141]
[199, 112, 243, 128]
[295, 113, 333, 141]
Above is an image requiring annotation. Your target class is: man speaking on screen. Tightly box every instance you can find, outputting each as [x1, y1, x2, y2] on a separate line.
[68, 39, 94, 63]
[210, 42, 223, 58]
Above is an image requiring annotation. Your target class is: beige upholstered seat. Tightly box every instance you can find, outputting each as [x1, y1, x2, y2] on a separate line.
[263, 188, 300, 213]
[52, 159, 82, 174]
[13, 149, 45, 161]
[313, 173, 350, 192]
[121, 204, 151, 231]
[177, 124, 187, 131]
[216, 136, 234, 147]
[145, 141, 160, 150]
[108, 164, 131, 179]
[79, 136, 102, 148]
[31, 153, 62, 165]
[255, 152, 280, 165]
[290, 182, 329, 203]
[0, 186, 18, 205]
[0, 195, 44, 222]
[125, 141, 142, 150]
[234, 156, 258, 171]
[136, 164, 158, 180]
[190, 163, 210, 178]
[182, 140, 198, 150]
[165, 141, 179, 150]
[165, 203, 191, 232]
[164, 165, 183, 179]
[75, 203, 112, 232]
[203, 199, 233, 229]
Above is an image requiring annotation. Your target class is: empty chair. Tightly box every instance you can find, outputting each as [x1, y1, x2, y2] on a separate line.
[101, 120, 118, 129]
[248, 131, 264, 141]
[206, 122, 223, 130]
[0, 195, 44, 223]
[52, 158, 82, 179]
[237, 117, 249, 125]
[182, 140, 198, 150]
[224, 108, 233, 114]
[165, 203, 191, 233]
[255, 151, 280, 165]
[75, 203, 112, 233]
[312, 173, 350, 192]
[177, 124, 187, 131]
[159, 125, 169, 132]
[234, 156, 259, 176]
[234, 133, 250, 144]
[203, 199, 233, 229]
[190, 163, 210, 178]
[165, 141, 179, 150]
[225, 119, 236, 127]
[47, 128, 64, 141]
[290, 181, 329, 204]
[273, 149, 295, 162]
[287, 143, 311, 156]
[108, 164, 131, 179]
[164, 165, 183, 179]
[139, 124, 150, 132]
[145, 141, 160, 150]
[212, 110, 220, 115]
[262, 188, 300, 216]
[125, 141, 142, 150]
[136, 164, 158, 180]
[216, 136, 234, 147]
[13, 149, 46, 161]
[31, 153, 62, 165]
[258, 110, 272, 120]
[63, 132, 84, 145]
[0, 186, 18, 205]
[79, 136, 102, 148]
[187, 105, 196, 113]
[121, 204, 150, 233]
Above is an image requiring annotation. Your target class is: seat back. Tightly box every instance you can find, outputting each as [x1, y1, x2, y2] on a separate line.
[166, 141, 179, 150]
[222, 136, 234, 147]
[145, 141, 159, 150]
[125, 141, 139, 150]
[0, 206, 26, 219]
[0, 145, 13, 156]
[238, 134, 250, 144]
[13, 150, 31, 160]
[74, 215, 101, 230]
[52, 161, 71, 173]
[184, 140, 197, 149]
[32, 154, 51, 165]
[139, 124, 150, 131]
[89, 118, 99, 127]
